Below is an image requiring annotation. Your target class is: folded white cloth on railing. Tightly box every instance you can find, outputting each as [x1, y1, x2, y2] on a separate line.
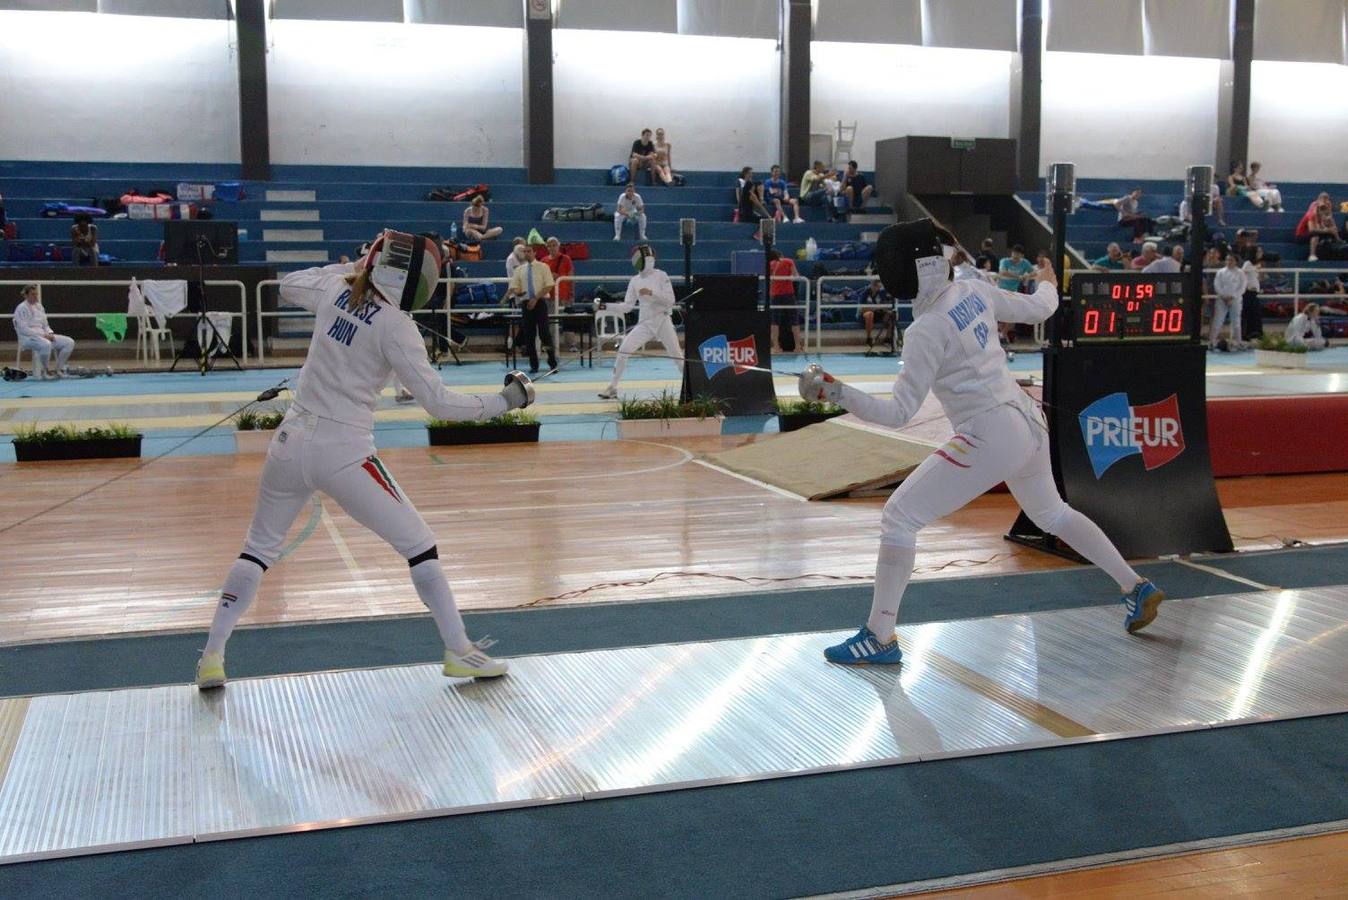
[128, 279, 188, 326]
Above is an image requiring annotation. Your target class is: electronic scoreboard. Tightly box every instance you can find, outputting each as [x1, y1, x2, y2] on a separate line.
[1007, 270, 1233, 559]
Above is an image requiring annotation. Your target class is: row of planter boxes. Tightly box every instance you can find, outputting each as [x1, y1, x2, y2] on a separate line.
[13, 411, 849, 461]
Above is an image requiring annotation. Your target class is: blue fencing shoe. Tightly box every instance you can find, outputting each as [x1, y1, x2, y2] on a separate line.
[824, 627, 903, 665]
[1122, 580, 1166, 634]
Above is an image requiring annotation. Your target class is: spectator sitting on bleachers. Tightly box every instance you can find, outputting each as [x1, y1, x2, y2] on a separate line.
[1131, 241, 1161, 270]
[858, 278, 895, 353]
[1113, 188, 1151, 243]
[462, 196, 503, 241]
[975, 238, 999, 271]
[1143, 244, 1183, 274]
[505, 237, 527, 278]
[1092, 242, 1126, 270]
[1305, 192, 1331, 216]
[799, 161, 829, 208]
[629, 129, 657, 185]
[1179, 182, 1226, 226]
[1226, 160, 1250, 198]
[763, 165, 804, 224]
[736, 167, 772, 225]
[1285, 303, 1327, 349]
[614, 184, 648, 241]
[842, 161, 873, 211]
[1246, 162, 1284, 212]
[71, 215, 98, 266]
[1296, 198, 1340, 261]
[821, 168, 846, 222]
[652, 128, 675, 186]
[1120, 248, 1134, 268]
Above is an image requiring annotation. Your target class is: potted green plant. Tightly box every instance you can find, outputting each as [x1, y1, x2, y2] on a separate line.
[616, 390, 726, 439]
[775, 397, 845, 432]
[1253, 334, 1310, 369]
[233, 408, 288, 454]
[12, 423, 142, 462]
[427, 409, 541, 446]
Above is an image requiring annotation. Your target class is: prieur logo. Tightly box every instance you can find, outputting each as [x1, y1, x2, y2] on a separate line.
[1078, 392, 1185, 479]
[699, 334, 758, 379]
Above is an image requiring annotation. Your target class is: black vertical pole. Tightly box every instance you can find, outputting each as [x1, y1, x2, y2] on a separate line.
[522, 1, 554, 184]
[1187, 166, 1213, 343]
[1047, 162, 1074, 346]
[1215, 0, 1254, 173]
[1013, 0, 1043, 190]
[235, 0, 270, 181]
[780, 0, 812, 180]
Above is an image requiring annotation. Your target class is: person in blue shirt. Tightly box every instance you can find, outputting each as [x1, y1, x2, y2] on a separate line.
[763, 165, 804, 223]
[997, 244, 1035, 292]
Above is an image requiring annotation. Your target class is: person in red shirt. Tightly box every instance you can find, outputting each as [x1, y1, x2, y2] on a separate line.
[544, 236, 580, 349]
[1296, 199, 1340, 261]
[768, 249, 801, 352]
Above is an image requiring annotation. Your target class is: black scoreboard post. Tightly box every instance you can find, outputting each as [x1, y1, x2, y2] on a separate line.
[1007, 164, 1233, 559]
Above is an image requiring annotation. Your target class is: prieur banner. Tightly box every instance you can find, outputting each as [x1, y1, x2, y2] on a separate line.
[681, 309, 776, 416]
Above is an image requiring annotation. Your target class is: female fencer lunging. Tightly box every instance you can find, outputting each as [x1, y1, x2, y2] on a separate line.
[799, 219, 1164, 665]
[597, 244, 683, 399]
[195, 231, 534, 688]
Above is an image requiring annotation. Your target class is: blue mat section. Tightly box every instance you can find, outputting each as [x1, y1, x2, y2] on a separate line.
[5, 544, 1341, 698]
[1, 712, 1343, 898]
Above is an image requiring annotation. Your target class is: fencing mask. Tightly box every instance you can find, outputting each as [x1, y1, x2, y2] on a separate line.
[631, 243, 654, 274]
[362, 229, 442, 312]
[873, 219, 955, 309]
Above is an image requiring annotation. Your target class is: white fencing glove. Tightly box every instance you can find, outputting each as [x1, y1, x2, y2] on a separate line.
[501, 370, 536, 409]
[798, 363, 844, 404]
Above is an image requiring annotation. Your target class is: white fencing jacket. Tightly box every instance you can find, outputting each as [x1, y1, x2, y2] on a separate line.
[12, 301, 53, 341]
[281, 264, 506, 431]
[611, 259, 675, 322]
[843, 278, 1057, 430]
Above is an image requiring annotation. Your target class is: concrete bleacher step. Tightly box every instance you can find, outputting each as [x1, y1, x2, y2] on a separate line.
[263, 229, 325, 243]
[849, 213, 893, 225]
[266, 249, 328, 262]
[261, 209, 320, 222]
[266, 190, 317, 202]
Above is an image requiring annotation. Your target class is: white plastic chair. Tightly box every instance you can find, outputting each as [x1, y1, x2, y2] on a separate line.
[135, 308, 174, 363]
[595, 309, 627, 355]
[834, 120, 857, 169]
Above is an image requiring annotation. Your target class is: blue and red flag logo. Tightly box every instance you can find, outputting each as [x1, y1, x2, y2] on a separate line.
[1078, 392, 1185, 478]
[699, 334, 758, 379]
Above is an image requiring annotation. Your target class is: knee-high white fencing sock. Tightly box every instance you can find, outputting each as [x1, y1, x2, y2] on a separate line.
[608, 353, 629, 391]
[204, 558, 265, 655]
[867, 543, 917, 640]
[410, 560, 473, 655]
[1051, 508, 1140, 592]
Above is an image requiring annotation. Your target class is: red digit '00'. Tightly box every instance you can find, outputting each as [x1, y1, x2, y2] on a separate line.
[1152, 309, 1166, 332]
[1168, 308, 1184, 332]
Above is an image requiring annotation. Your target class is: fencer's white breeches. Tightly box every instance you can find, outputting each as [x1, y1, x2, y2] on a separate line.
[614, 212, 647, 238]
[1288, 335, 1328, 350]
[19, 334, 74, 375]
[880, 401, 1138, 590]
[608, 316, 683, 389]
[1210, 296, 1241, 346]
[242, 409, 435, 567]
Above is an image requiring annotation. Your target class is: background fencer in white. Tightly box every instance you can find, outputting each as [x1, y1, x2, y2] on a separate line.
[197, 234, 532, 688]
[13, 285, 75, 379]
[801, 219, 1163, 665]
[614, 185, 647, 240]
[597, 247, 683, 399]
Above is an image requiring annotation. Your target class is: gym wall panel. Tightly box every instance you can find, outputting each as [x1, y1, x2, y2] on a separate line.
[1142, 0, 1229, 59]
[811, 42, 1013, 170]
[0, 10, 240, 162]
[1040, 51, 1219, 179]
[406, 0, 523, 28]
[1252, 0, 1344, 64]
[814, 0, 920, 45]
[553, 29, 779, 170]
[676, 0, 775, 39]
[0, 1, 95, 10]
[1046, 0, 1143, 55]
[559, 0, 676, 33]
[270, 0, 402, 23]
[921, 0, 1017, 52]
[1249, 60, 1348, 181]
[97, 0, 226, 17]
[267, 19, 524, 166]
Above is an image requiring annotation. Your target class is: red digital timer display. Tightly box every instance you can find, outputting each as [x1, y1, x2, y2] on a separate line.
[1072, 275, 1190, 343]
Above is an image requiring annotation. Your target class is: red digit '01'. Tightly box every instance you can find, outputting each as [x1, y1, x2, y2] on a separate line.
[1168, 308, 1184, 332]
[1152, 309, 1167, 332]
[1083, 309, 1100, 333]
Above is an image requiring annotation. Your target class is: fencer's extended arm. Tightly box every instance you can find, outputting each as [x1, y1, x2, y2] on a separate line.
[384, 317, 508, 422]
[988, 279, 1058, 325]
[837, 322, 946, 428]
[279, 263, 355, 313]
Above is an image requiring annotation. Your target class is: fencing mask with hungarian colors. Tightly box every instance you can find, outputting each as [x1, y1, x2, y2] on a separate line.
[363, 229, 441, 312]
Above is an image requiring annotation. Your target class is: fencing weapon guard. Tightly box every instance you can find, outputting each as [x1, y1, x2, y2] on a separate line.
[502, 370, 536, 409]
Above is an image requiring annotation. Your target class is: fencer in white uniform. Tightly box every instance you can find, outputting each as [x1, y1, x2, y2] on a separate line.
[13, 285, 75, 378]
[799, 219, 1165, 666]
[597, 245, 683, 400]
[1285, 303, 1327, 349]
[196, 231, 535, 689]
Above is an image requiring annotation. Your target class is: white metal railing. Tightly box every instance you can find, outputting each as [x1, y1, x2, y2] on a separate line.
[0, 278, 249, 365]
